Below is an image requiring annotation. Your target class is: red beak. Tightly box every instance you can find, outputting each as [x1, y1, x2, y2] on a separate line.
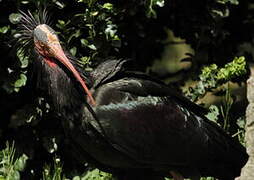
[51, 42, 96, 106]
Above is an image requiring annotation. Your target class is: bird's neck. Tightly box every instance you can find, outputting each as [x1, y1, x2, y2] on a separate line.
[34, 57, 87, 121]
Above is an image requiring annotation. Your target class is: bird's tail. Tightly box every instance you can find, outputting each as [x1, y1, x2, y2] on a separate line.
[201, 119, 248, 180]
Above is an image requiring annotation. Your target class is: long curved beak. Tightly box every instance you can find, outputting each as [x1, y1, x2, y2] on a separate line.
[50, 42, 96, 106]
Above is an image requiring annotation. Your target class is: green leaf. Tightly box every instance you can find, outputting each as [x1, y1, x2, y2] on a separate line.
[14, 154, 28, 172]
[16, 49, 29, 68]
[14, 74, 27, 88]
[80, 56, 90, 65]
[72, 176, 80, 180]
[91, 11, 99, 16]
[205, 105, 220, 122]
[0, 26, 10, 34]
[70, 47, 77, 56]
[146, 0, 165, 18]
[54, 1, 65, 9]
[81, 169, 113, 180]
[102, 3, 113, 10]
[67, 29, 81, 43]
[6, 171, 20, 180]
[80, 39, 89, 47]
[187, 56, 247, 101]
[58, 20, 65, 25]
[21, 1, 29, 4]
[87, 44, 97, 50]
[9, 13, 22, 24]
[237, 116, 245, 129]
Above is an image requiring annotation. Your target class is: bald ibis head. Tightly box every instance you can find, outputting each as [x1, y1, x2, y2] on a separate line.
[18, 11, 95, 105]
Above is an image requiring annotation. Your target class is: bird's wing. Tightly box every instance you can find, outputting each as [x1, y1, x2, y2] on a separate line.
[90, 59, 128, 89]
[88, 77, 214, 167]
[90, 59, 208, 115]
[78, 73, 247, 179]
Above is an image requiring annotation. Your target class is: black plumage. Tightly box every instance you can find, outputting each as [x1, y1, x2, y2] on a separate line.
[18, 11, 248, 180]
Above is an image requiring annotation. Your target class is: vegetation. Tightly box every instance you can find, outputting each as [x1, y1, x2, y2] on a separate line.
[0, 0, 253, 179]
[0, 142, 28, 180]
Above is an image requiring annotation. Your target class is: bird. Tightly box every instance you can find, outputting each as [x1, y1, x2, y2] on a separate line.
[17, 10, 248, 180]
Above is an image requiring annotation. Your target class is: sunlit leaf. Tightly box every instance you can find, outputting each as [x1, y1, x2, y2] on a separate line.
[0, 26, 9, 34]
[21, 1, 29, 4]
[82, 169, 113, 180]
[237, 116, 245, 129]
[53, 0, 65, 9]
[70, 47, 77, 56]
[205, 105, 220, 122]
[14, 74, 27, 89]
[80, 39, 89, 47]
[9, 13, 22, 24]
[102, 3, 113, 10]
[88, 44, 97, 50]
[58, 20, 65, 25]
[91, 11, 99, 16]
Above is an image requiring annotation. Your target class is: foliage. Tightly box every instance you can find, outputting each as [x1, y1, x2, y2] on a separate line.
[145, 0, 165, 18]
[187, 56, 247, 101]
[205, 86, 234, 130]
[0, 142, 28, 180]
[43, 157, 64, 180]
[55, 1, 122, 67]
[220, 86, 234, 130]
[42, 158, 115, 180]
[205, 105, 220, 123]
[235, 116, 246, 145]
[79, 169, 114, 180]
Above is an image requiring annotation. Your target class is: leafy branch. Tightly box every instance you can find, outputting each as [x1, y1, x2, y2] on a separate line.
[187, 56, 247, 101]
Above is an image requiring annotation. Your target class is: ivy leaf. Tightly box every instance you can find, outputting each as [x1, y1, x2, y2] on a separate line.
[236, 116, 245, 129]
[0, 26, 10, 34]
[102, 3, 113, 10]
[80, 39, 89, 47]
[14, 74, 27, 92]
[70, 47, 77, 56]
[82, 169, 113, 180]
[9, 13, 22, 24]
[205, 105, 220, 122]
[87, 44, 97, 50]
[80, 56, 90, 65]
